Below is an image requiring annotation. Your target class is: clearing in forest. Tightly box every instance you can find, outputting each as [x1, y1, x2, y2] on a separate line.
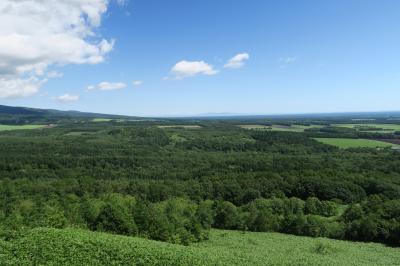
[314, 138, 395, 149]
[0, 125, 45, 131]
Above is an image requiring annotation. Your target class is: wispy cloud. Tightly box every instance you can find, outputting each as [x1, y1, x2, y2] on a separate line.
[87, 82, 127, 91]
[278, 57, 297, 64]
[224, 53, 250, 69]
[278, 57, 297, 68]
[47, 71, 64, 78]
[56, 94, 79, 103]
[133, 80, 143, 86]
[116, 0, 129, 6]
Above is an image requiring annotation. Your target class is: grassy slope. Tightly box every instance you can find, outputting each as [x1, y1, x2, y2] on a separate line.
[314, 138, 394, 148]
[1, 228, 399, 266]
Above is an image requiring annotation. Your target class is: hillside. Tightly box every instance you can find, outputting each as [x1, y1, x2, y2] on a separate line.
[1, 228, 399, 266]
[0, 105, 139, 124]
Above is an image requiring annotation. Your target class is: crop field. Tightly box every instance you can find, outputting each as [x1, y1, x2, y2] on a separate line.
[238, 124, 323, 132]
[314, 138, 394, 148]
[1, 228, 399, 266]
[0, 125, 44, 131]
[333, 123, 400, 133]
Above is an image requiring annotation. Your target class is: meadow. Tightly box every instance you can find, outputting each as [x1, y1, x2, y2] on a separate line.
[92, 118, 113, 122]
[1, 228, 399, 266]
[314, 138, 394, 148]
[0, 125, 44, 131]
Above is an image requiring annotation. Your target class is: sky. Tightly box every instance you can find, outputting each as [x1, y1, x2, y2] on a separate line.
[0, 0, 400, 117]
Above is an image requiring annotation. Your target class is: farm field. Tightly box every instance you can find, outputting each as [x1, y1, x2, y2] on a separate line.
[314, 138, 394, 148]
[238, 124, 323, 132]
[92, 118, 113, 122]
[0, 124, 45, 131]
[333, 123, 400, 133]
[1, 228, 399, 266]
[158, 125, 202, 129]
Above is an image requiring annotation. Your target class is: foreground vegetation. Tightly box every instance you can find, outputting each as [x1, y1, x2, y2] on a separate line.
[1, 228, 399, 266]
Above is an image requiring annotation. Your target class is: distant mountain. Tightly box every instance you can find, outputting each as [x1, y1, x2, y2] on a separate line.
[0, 105, 46, 116]
[167, 111, 400, 120]
[0, 105, 141, 124]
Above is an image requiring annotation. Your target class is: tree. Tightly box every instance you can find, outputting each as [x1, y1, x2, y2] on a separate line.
[214, 201, 240, 229]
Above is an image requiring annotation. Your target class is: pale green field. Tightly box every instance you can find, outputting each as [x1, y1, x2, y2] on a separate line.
[314, 138, 394, 149]
[158, 125, 202, 129]
[1, 228, 399, 265]
[239, 123, 400, 134]
[239, 124, 323, 132]
[92, 118, 113, 122]
[333, 123, 400, 133]
[0, 125, 45, 131]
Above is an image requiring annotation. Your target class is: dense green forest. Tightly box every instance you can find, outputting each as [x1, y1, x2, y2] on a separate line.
[0, 116, 400, 247]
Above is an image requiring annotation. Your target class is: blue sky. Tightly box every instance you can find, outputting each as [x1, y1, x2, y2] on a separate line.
[1, 0, 400, 116]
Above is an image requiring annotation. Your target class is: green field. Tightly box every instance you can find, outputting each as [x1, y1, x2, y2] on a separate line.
[314, 138, 394, 148]
[158, 125, 202, 129]
[333, 123, 400, 133]
[238, 124, 322, 132]
[1, 228, 399, 266]
[92, 118, 113, 122]
[0, 125, 45, 131]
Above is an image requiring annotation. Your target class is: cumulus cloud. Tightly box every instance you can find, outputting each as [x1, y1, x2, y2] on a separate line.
[168, 60, 218, 80]
[88, 81, 127, 91]
[224, 53, 250, 69]
[56, 93, 80, 103]
[133, 80, 143, 86]
[0, 0, 115, 98]
[0, 77, 46, 99]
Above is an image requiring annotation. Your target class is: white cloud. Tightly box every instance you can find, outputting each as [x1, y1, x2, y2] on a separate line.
[0, 0, 115, 98]
[133, 80, 143, 86]
[0, 77, 46, 99]
[169, 60, 218, 80]
[88, 81, 127, 91]
[47, 71, 64, 78]
[56, 93, 80, 103]
[224, 53, 250, 69]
